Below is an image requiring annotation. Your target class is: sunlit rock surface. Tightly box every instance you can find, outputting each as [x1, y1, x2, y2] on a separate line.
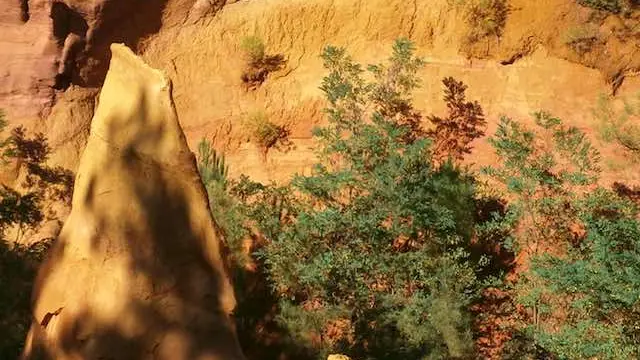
[22, 43, 245, 360]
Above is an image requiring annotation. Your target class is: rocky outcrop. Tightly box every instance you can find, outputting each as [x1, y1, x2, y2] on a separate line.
[1, 0, 638, 248]
[139, 0, 640, 185]
[2, 0, 639, 186]
[327, 355, 351, 360]
[0, 0, 58, 122]
[21, 44, 245, 360]
[0, 0, 194, 125]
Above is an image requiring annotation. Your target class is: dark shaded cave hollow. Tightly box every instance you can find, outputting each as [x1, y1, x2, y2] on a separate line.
[50, 2, 88, 46]
[20, 0, 29, 22]
[50, 2, 89, 90]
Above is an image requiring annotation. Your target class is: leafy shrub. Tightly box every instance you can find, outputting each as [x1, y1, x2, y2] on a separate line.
[240, 35, 266, 65]
[247, 112, 292, 155]
[197, 138, 228, 188]
[484, 112, 600, 261]
[196, 143, 304, 358]
[366, 44, 426, 143]
[485, 113, 640, 359]
[594, 93, 640, 154]
[563, 24, 602, 55]
[195, 139, 246, 263]
[463, 0, 509, 55]
[427, 77, 486, 164]
[240, 39, 483, 359]
[239, 35, 286, 90]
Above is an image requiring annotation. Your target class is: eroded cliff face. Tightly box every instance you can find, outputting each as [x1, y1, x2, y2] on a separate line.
[1, 0, 639, 235]
[22, 44, 244, 360]
[0, 0, 58, 122]
[139, 0, 640, 184]
[0, 0, 198, 125]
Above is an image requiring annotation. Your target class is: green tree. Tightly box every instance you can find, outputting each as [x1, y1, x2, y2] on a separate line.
[239, 39, 482, 359]
[484, 113, 640, 359]
[0, 110, 55, 358]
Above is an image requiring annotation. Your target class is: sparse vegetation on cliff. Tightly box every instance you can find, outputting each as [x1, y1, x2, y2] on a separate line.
[462, 0, 509, 56]
[577, 0, 624, 13]
[247, 111, 292, 156]
[595, 93, 640, 155]
[239, 35, 286, 90]
[564, 24, 602, 55]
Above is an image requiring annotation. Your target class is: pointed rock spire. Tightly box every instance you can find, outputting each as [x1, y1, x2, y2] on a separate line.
[22, 43, 245, 360]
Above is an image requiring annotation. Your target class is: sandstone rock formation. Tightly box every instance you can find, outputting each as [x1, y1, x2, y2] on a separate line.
[0, 0, 194, 125]
[2, 0, 639, 187]
[1, 0, 639, 245]
[140, 0, 640, 185]
[327, 355, 351, 360]
[0, 0, 58, 122]
[21, 43, 245, 360]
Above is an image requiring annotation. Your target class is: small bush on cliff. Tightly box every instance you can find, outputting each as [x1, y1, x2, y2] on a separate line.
[564, 24, 602, 55]
[239, 39, 483, 359]
[240, 36, 266, 65]
[463, 0, 509, 56]
[594, 93, 640, 155]
[247, 112, 293, 156]
[240, 35, 286, 90]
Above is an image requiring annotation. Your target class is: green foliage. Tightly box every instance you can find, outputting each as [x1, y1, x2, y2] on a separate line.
[0, 117, 51, 238]
[485, 113, 640, 359]
[0, 111, 63, 358]
[577, 0, 623, 13]
[594, 93, 640, 155]
[240, 39, 482, 359]
[240, 35, 266, 65]
[563, 24, 602, 55]
[197, 139, 228, 188]
[247, 112, 292, 154]
[195, 139, 247, 265]
[463, 0, 509, 52]
[529, 188, 640, 359]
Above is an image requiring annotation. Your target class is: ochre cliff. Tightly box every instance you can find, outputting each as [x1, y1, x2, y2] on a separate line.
[21, 43, 245, 360]
[139, 0, 640, 184]
[1, 0, 639, 234]
[0, 0, 58, 121]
